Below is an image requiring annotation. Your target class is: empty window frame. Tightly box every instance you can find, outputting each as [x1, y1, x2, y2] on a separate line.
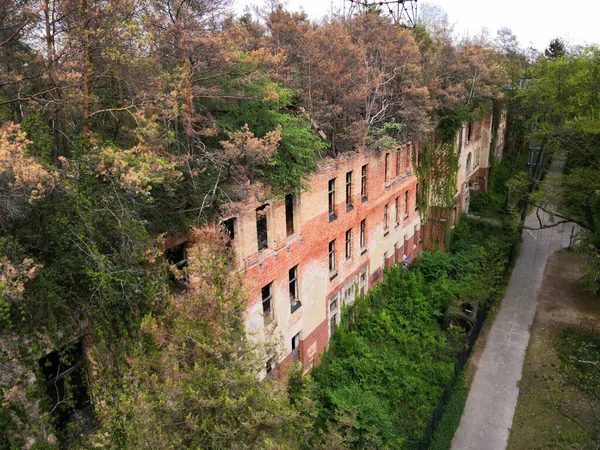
[361, 164, 368, 199]
[394, 243, 398, 265]
[329, 294, 340, 337]
[360, 219, 367, 249]
[289, 265, 301, 313]
[342, 278, 356, 306]
[359, 267, 368, 296]
[165, 242, 188, 292]
[345, 229, 352, 259]
[385, 152, 390, 183]
[285, 194, 294, 236]
[221, 218, 236, 241]
[467, 121, 473, 142]
[466, 152, 472, 174]
[414, 225, 419, 247]
[262, 283, 274, 325]
[256, 205, 268, 250]
[292, 332, 301, 362]
[346, 171, 353, 207]
[458, 127, 463, 153]
[396, 151, 402, 177]
[329, 240, 336, 272]
[384, 204, 389, 231]
[39, 340, 93, 437]
[384, 251, 388, 269]
[415, 183, 419, 211]
[404, 190, 409, 216]
[328, 178, 336, 216]
[266, 358, 276, 378]
[395, 196, 400, 225]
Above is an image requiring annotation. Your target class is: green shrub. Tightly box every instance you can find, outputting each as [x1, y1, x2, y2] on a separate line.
[309, 217, 519, 449]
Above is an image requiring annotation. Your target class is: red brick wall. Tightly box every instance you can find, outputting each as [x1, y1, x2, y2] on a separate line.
[237, 144, 422, 378]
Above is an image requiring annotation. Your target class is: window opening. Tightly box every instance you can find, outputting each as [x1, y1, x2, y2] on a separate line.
[414, 225, 418, 247]
[291, 333, 301, 362]
[415, 183, 419, 211]
[360, 219, 366, 248]
[329, 240, 336, 272]
[329, 294, 340, 337]
[361, 164, 368, 199]
[359, 267, 368, 296]
[384, 152, 390, 183]
[262, 283, 274, 325]
[256, 205, 268, 250]
[343, 278, 356, 306]
[285, 194, 294, 236]
[165, 242, 188, 293]
[404, 190, 409, 216]
[345, 229, 352, 259]
[395, 197, 400, 225]
[328, 178, 336, 218]
[289, 265, 301, 313]
[221, 218, 235, 241]
[266, 358, 276, 379]
[39, 340, 95, 440]
[384, 204, 389, 231]
[345, 171, 353, 207]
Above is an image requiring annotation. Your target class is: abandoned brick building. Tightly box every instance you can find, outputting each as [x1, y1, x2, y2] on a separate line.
[425, 111, 506, 249]
[223, 143, 422, 376]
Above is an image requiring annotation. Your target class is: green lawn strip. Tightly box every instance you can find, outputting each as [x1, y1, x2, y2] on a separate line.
[508, 328, 599, 450]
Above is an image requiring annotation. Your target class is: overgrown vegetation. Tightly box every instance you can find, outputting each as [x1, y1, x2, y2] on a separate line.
[0, 0, 566, 447]
[428, 373, 469, 450]
[309, 217, 519, 449]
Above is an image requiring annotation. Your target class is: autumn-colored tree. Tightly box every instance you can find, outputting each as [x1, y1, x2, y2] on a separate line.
[99, 225, 324, 450]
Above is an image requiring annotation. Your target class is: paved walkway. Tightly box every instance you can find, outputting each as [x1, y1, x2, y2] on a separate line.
[451, 159, 577, 450]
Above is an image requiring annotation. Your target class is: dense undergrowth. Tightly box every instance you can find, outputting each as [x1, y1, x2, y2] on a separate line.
[309, 216, 519, 449]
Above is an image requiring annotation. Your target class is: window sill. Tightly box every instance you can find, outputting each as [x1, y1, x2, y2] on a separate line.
[361, 195, 368, 203]
[383, 230, 389, 237]
[360, 248, 367, 256]
[329, 272, 338, 281]
[329, 212, 337, 223]
[404, 214, 409, 220]
[346, 204, 354, 212]
[395, 222, 400, 228]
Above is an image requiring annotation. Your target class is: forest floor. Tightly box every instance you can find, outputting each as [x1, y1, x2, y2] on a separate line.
[507, 249, 600, 450]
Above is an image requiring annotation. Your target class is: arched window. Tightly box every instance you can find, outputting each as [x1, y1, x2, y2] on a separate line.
[466, 152, 472, 174]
